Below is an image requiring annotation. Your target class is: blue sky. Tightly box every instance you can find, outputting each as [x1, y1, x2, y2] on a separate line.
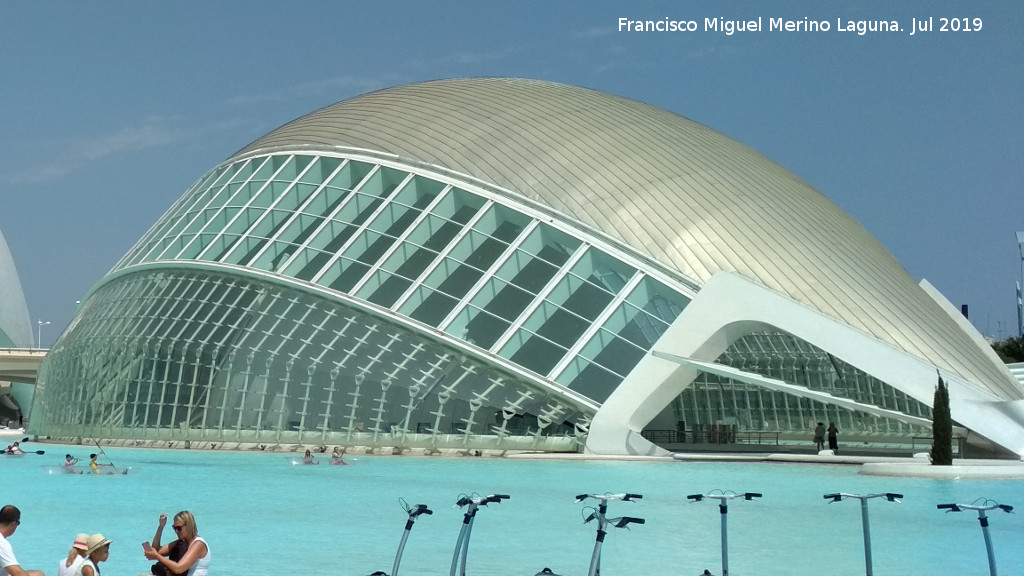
[1, 0, 1021, 347]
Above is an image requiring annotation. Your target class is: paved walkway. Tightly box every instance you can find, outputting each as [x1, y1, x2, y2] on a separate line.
[509, 450, 1024, 479]
[673, 451, 1024, 479]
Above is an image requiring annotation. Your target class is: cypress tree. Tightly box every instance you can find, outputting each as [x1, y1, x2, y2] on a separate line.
[930, 374, 953, 465]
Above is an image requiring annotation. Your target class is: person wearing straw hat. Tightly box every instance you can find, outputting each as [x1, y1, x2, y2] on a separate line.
[143, 511, 209, 576]
[57, 534, 89, 576]
[76, 534, 112, 576]
[0, 505, 45, 576]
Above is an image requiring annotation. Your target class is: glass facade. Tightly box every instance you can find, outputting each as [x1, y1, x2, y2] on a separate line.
[32, 150, 946, 451]
[673, 332, 933, 439]
[33, 152, 688, 451]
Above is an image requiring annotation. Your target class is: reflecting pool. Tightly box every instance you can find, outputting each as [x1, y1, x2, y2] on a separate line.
[4, 444, 1022, 576]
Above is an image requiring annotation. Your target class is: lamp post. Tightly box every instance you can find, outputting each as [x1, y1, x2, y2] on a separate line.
[36, 320, 50, 349]
[688, 490, 762, 576]
[937, 499, 1013, 576]
[823, 492, 902, 576]
[1016, 231, 1023, 337]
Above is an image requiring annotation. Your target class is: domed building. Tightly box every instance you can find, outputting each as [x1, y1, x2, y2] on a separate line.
[0, 226, 34, 425]
[0, 228, 32, 349]
[30, 79, 1024, 457]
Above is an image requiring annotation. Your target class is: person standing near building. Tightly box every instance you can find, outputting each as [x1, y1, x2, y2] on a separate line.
[827, 422, 839, 454]
[813, 422, 825, 452]
[0, 505, 46, 576]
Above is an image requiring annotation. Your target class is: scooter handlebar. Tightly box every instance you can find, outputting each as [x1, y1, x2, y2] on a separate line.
[409, 504, 433, 517]
[454, 494, 511, 507]
[575, 493, 643, 503]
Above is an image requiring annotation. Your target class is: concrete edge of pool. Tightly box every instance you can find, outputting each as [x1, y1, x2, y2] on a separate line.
[12, 429, 1024, 479]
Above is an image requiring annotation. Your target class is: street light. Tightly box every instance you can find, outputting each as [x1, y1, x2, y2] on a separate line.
[937, 498, 1014, 576]
[1016, 231, 1024, 337]
[688, 490, 762, 576]
[36, 320, 50, 349]
[823, 492, 902, 576]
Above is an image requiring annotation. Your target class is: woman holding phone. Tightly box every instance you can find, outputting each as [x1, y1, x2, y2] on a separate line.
[143, 511, 210, 576]
[143, 514, 187, 576]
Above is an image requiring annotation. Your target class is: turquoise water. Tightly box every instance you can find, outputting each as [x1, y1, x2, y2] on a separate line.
[3, 444, 1022, 576]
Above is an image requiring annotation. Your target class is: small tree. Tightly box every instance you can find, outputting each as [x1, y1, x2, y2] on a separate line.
[991, 335, 1024, 363]
[930, 373, 953, 465]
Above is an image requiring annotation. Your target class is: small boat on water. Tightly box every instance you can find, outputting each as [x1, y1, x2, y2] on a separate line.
[41, 465, 136, 475]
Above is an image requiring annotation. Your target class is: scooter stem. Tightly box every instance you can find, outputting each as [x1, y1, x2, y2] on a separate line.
[450, 504, 477, 576]
[392, 504, 431, 576]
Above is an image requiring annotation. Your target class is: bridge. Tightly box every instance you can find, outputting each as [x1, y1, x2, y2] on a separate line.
[0, 349, 45, 385]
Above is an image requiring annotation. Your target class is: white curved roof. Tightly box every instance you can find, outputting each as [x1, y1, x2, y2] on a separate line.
[0, 227, 33, 348]
[237, 78, 1019, 400]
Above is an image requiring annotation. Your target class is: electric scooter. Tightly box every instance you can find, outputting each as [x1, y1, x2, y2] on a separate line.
[574, 493, 645, 576]
[368, 499, 432, 576]
[450, 493, 510, 576]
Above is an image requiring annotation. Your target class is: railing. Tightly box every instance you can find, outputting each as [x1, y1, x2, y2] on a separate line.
[735, 430, 781, 445]
[642, 426, 779, 445]
[911, 435, 965, 457]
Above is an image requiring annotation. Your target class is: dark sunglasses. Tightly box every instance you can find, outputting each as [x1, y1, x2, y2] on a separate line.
[172, 525, 184, 532]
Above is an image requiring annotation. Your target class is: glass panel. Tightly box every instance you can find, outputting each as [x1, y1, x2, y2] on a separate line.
[625, 276, 689, 324]
[602, 302, 661, 349]
[520, 300, 591, 350]
[437, 188, 486, 225]
[288, 215, 359, 281]
[569, 250, 633, 295]
[359, 166, 406, 200]
[322, 231, 385, 293]
[499, 329, 567, 376]
[390, 175, 444, 211]
[229, 208, 296, 267]
[519, 224, 579, 268]
[406, 286, 459, 326]
[585, 329, 645, 377]
[356, 241, 440, 306]
[469, 278, 532, 322]
[492, 247, 560, 294]
[471, 204, 530, 243]
[445, 306, 511, 349]
[379, 240, 441, 279]
[556, 357, 621, 403]
[361, 271, 413, 308]
[160, 161, 260, 260]
[204, 207, 267, 262]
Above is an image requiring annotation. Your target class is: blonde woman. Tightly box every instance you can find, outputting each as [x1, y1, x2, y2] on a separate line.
[76, 534, 112, 576]
[57, 533, 88, 576]
[144, 511, 210, 576]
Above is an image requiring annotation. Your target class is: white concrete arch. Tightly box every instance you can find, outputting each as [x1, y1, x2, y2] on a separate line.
[586, 272, 1024, 457]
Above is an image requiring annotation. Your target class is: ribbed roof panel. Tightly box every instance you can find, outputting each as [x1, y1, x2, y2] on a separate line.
[235, 78, 1019, 399]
